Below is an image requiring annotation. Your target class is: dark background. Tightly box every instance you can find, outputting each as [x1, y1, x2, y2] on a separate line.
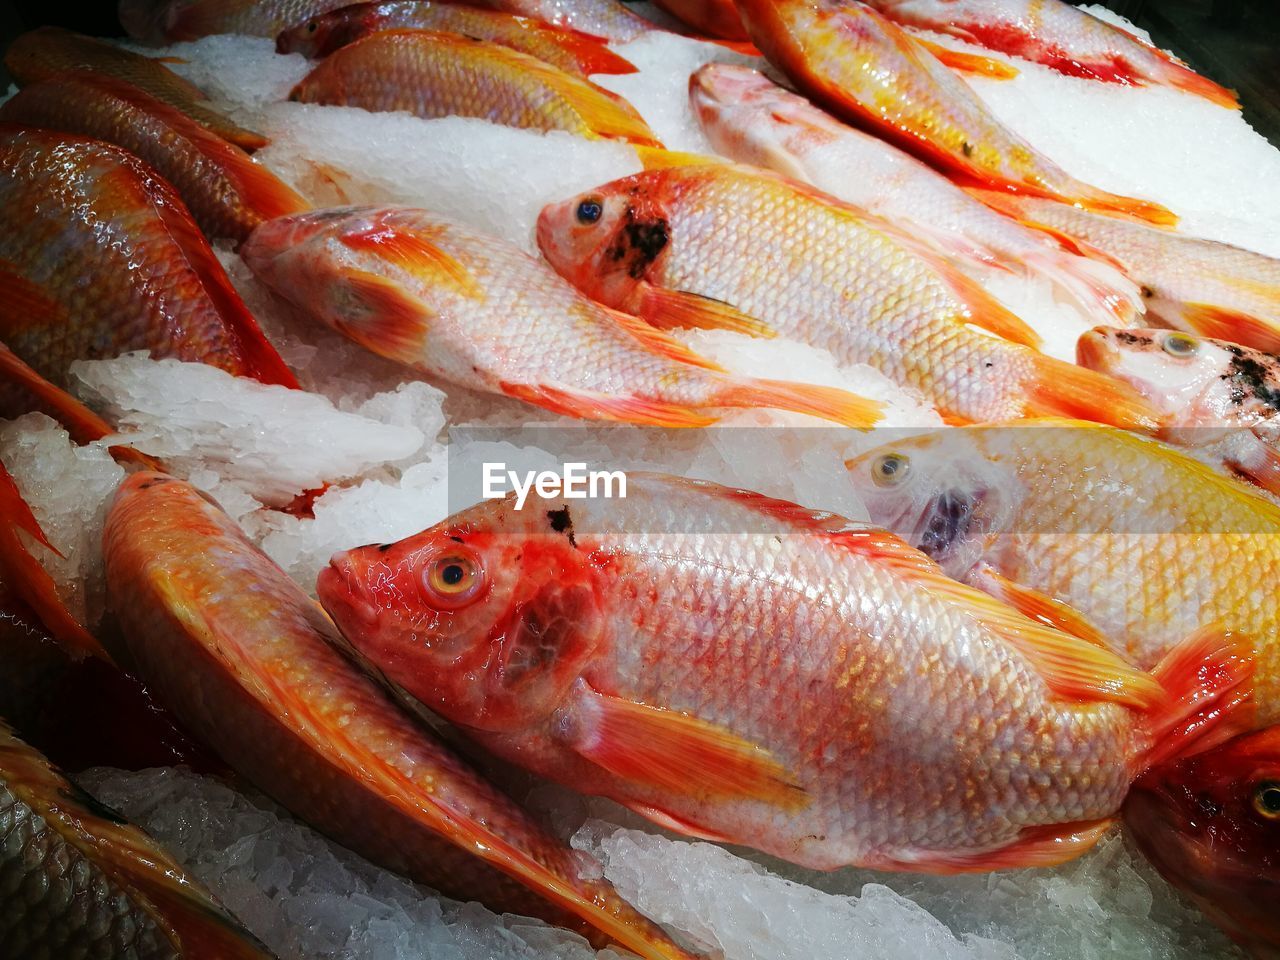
[0, 0, 1275, 144]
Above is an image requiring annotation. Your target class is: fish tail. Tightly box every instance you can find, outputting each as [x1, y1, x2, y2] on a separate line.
[713, 377, 885, 428]
[1070, 185, 1178, 228]
[1119, 29, 1240, 109]
[1022, 247, 1144, 325]
[0, 462, 110, 662]
[1141, 625, 1255, 770]
[1024, 354, 1161, 432]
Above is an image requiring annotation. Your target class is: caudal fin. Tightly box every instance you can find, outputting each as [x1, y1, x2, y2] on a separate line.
[1025, 354, 1161, 432]
[1024, 248, 1144, 325]
[1142, 625, 1254, 770]
[714, 377, 885, 428]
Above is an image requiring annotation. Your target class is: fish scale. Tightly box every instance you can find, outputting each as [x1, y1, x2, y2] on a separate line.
[316, 473, 1243, 873]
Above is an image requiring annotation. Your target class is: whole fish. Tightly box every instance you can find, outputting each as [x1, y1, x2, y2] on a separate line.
[689, 63, 1142, 326]
[318, 472, 1249, 872]
[0, 720, 276, 960]
[243, 205, 881, 426]
[845, 420, 1280, 723]
[4, 27, 267, 151]
[537, 164, 1157, 428]
[862, 0, 1237, 108]
[0, 126, 296, 390]
[1078, 326, 1280, 497]
[118, 0, 352, 41]
[647, 0, 748, 40]
[275, 0, 637, 76]
[1124, 725, 1280, 958]
[288, 29, 661, 146]
[102, 471, 703, 960]
[977, 190, 1280, 353]
[733, 0, 1175, 225]
[0, 72, 307, 243]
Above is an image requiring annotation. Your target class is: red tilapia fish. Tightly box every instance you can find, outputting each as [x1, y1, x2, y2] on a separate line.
[289, 29, 660, 146]
[119, 0, 353, 41]
[1125, 725, 1280, 958]
[977, 190, 1280, 353]
[0, 720, 275, 960]
[4, 26, 267, 151]
[318, 473, 1251, 872]
[0, 71, 308, 243]
[733, 0, 1175, 225]
[243, 206, 881, 426]
[102, 472, 703, 960]
[689, 63, 1141, 326]
[276, 0, 637, 76]
[1078, 327, 1280, 496]
[537, 164, 1157, 427]
[0, 125, 296, 391]
[862, 0, 1238, 108]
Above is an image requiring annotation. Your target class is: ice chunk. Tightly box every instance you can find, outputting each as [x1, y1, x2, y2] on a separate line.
[0, 414, 124, 629]
[256, 106, 642, 253]
[69, 354, 427, 506]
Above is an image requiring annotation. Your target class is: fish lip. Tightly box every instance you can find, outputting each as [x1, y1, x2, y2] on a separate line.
[1075, 328, 1118, 371]
[317, 554, 381, 628]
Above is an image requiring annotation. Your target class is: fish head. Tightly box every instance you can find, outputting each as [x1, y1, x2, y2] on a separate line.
[276, 6, 370, 57]
[537, 174, 672, 309]
[843, 429, 1019, 579]
[1124, 725, 1280, 956]
[318, 498, 608, 734]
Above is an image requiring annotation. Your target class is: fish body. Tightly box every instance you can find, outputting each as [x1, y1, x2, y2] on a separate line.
[102, 471, 702, 960]
[862, 0, 1237, 107]
[647, 0, 747, 40]
[1078, 326, 1280, 496]
[4, 27, 267, 151]
[275, 0, 637, 76]
[689, 63, 1142, 325]
[119, 0, 352, 41]
[0, 126, 296, 390]
[732, 0, 1174, 225]
[977, 191, 1280, 353]
[288, 29, 660, 145]
[318, 473, 1248, 872]
[1124, 725, 1280, 958]
[0, 72, 307, 243]
[846, 420, 1280, 723]
[243, 205, 881, 426]
[537, 164, 1157, 428]
[0, 719, 275, 960]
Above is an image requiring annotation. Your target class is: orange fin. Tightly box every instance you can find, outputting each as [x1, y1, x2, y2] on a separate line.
[498, 381, 717, 426]
[605, 307, 726, 372]
[635, 146, 725, 170]
[0, 463, 109, 662]
[1072, 186, 1177, 228]
[573, 686, 808, 810]
[916, 38, 1019, 79]
[340, 226, 481, 299]
[882, 819, 1113, 873]
[1177, 302, 1280, 355]
[713, 376, 885, 428]
[637, 287, 777, 339]
[336, 269, 430, 360]
[969, 563, 1112, 649]
[1142, 625, 1255, 770]
[939, 261, 1042, 347]
[539, 25, 638, 75]
[1024, 354, 1161, 432]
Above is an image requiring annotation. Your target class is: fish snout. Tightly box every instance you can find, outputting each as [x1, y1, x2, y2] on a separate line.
[317, 550, 381, 628]
[1075, 327, 1121, 372]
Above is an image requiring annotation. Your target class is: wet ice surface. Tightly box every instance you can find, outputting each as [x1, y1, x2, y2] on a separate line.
[81, 767, 1239, 960]
[2, 13, 1274, 960]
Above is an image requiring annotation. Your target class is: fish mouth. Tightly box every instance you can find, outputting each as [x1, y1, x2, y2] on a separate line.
[918, 487, 985, 563]
[317, 553, 380, 629]
[1075, 328, 1119, 372]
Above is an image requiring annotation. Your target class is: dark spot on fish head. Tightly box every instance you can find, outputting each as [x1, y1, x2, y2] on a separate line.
[377, 542, 393, 552]
[603, 204, 670, 280]
[1224, 348, 1280, 413]
[961, 141, 974, 157]
[1140, 285, 1155, 299]
[448, 535, 465, 544]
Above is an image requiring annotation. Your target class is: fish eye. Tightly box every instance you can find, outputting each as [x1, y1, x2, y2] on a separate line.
[1253, 781, 1280, 820]
[423, 551, 485, 608]
[871, 453, 910, 487]
[1162, 333, 1199, 357]
[576, 198, 603, 225]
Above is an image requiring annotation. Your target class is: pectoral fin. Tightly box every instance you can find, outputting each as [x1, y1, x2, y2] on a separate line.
[637, 287, 777, 339]
[570, 686, 808, 810]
